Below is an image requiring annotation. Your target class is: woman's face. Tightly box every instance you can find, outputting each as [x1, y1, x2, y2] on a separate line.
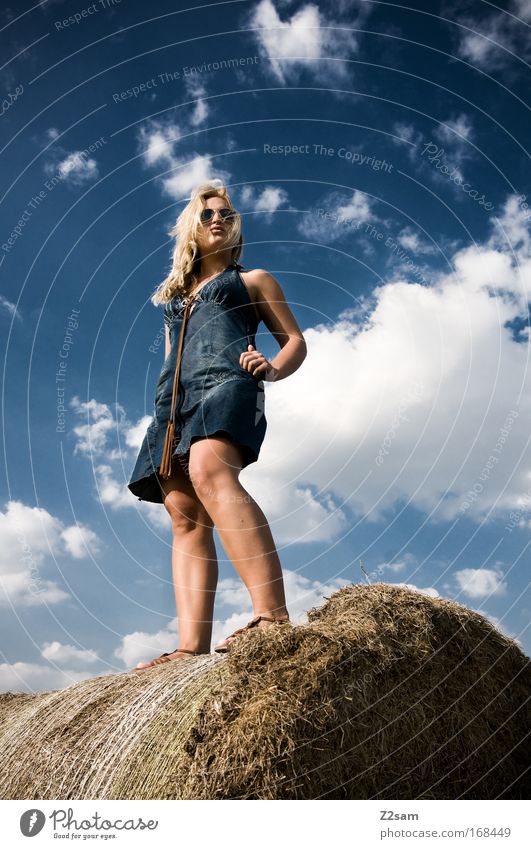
[195, 196, 237, 255]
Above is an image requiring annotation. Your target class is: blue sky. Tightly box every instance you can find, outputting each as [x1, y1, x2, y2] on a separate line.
[1, 0, 530, 691]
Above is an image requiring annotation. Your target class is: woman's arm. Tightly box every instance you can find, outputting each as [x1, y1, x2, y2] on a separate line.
[239, 269, 307, 382]
[165, 325, 170, 360]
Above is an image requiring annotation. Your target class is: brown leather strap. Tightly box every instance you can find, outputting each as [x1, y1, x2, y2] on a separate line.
[159, 299, 193, 479]
[169, 300, 192, 429]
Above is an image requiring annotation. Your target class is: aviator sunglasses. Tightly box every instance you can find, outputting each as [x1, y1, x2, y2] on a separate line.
[200, 207, 237, 223]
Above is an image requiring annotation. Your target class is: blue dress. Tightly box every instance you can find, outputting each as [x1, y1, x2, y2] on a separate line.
[127, 261, 267, 503]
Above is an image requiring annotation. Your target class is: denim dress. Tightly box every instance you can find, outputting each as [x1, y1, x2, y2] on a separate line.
[127, 261, 267, 503]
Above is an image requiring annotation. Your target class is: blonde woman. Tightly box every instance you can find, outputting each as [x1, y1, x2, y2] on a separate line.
[128, 182, 307, 668]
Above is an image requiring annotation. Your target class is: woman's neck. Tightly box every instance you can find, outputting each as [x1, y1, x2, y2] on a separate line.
[195, 251, 233, 282]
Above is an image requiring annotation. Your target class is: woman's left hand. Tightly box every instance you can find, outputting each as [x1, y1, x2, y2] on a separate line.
[240, 344, 278, 381]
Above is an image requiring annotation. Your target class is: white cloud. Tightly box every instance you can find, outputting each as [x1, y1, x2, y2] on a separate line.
[137, 118, 231, 200]
[239, 192, 531, 527]
[94, 463, 135, 510]
[57, 152, 98, 183]
[124, 415, 153, 450]
[60, 523, 101, 559]
[0, 500, 100, 607]
[239, 472, 348, 544]
[238, 184, 290, 224]
[454, 1, 530, 71]
[434, 113, 474, 146]
[184, 77, 209, 127]
[296, 188, 378, 244]
[71, 396, 123, 458]
[43, 134, 100, 186]
[246, 0, 369, 85]
[40, 641, 100, 665]
[138, 121, 179, 165]
[397, 227, 438, 255]
[392, 115, 478, 191]
[70, 399, 170, 530]
[0, 662, 100, 694]
[512, 0, 531, 22]
[0, 294, 21, 320]
[490, 193, 531, 256]
[393, 582, 440, 598]
[161, 153, 231, 200]
[454, 567, 507, 598]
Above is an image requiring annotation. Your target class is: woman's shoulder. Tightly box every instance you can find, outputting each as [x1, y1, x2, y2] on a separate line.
[238, 267, 277, 289]
[237, 266, 270, 279]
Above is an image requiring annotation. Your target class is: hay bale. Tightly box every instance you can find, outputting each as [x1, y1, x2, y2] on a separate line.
[0, 655, 226, 799]
[176, 583, 530, 799]
[0, 583, 529, 799]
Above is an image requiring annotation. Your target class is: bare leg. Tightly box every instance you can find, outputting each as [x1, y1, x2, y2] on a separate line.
[187, 435, 289, 628]
[135, 458, 217, 669]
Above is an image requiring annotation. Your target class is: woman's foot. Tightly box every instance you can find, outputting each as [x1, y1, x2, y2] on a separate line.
[134, 648, 206, 670]
[214, 612, 291, 653]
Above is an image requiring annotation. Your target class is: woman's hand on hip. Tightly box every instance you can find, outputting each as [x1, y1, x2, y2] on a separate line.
[240, 344, 278, 381]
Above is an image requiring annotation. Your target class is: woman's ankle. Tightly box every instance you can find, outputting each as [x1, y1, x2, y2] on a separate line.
[254, 608, 289, 621]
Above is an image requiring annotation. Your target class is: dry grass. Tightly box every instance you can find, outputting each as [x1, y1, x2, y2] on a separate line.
[1, 583, 529, 799]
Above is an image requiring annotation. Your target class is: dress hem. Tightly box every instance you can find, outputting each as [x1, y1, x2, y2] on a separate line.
[128, 430, 259, 504]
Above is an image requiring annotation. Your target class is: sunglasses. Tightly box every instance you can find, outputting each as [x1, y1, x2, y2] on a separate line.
[200, 207, 237, 223]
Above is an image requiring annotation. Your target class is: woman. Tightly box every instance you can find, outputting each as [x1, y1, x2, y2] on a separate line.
[128, 182, 307, 669]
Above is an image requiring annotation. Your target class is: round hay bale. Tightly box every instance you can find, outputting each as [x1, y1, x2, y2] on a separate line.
[0, 583, 529, 800]
[175, 583, 530, 799]
[0, 655, 227, 800]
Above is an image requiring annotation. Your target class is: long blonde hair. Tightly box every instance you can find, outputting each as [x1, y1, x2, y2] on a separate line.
[151, 182, 243, 305]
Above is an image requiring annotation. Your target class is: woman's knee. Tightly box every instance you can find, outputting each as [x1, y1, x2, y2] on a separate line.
[188, 437, 242, 498]
[163, 489, 213, 533]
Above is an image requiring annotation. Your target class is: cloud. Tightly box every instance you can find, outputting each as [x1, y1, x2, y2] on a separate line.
[240, 192, 531, 527]
[71, 396, 125, 459]
[397, 227, 438, 256]
[246, 0, 370, 86]
[40, 641, 100, 665]
[137, 118, 231, 200]
[0, 662, 101, 694]
[393, 582, 440, 598]
[60, 524, 101, 559]
[138, 122, 179, 165]
[43, 132, 102, 186]
[0, 293, 21, 320]
[184, 76, 210, 127]
[296, 188, 379, 244]
[434, 113, 474, 146]
[452, 0, 531, 71]
[0, 500, 101, 607]
[70, 398, 170, 530]
[239, 184, 290, 223]
[124, 415, 153, 450]
[454, 567, 508, 598]
[392, 112, 477, 191]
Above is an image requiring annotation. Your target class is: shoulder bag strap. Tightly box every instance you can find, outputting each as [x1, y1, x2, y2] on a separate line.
[159, 300, 193, 479]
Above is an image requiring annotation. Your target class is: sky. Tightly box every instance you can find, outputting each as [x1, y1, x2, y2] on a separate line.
[0, 0, 530, 692]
